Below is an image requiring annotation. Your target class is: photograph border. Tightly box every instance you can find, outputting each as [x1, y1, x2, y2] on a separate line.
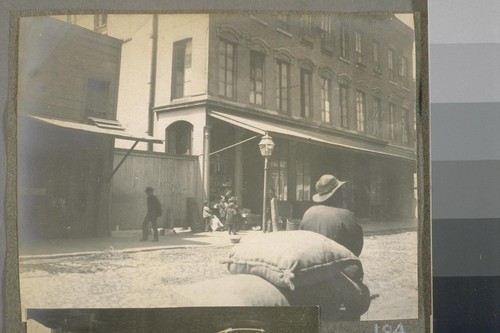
[3, 1, 430, 332]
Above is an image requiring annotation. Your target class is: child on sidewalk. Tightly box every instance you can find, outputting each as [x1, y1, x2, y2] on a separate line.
[202, 201, 214, 232]
[225, 200, 238, 235]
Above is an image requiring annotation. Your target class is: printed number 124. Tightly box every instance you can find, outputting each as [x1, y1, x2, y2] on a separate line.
[374, 323, 405, 333]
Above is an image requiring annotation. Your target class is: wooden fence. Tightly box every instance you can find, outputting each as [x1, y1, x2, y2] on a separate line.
[110, 149, 202, 230]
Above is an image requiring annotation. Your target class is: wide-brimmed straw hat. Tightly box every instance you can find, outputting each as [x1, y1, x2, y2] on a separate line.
[312, 174, 347, 203]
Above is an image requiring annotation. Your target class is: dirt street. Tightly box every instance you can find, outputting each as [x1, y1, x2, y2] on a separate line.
[19, 231, 418, 321]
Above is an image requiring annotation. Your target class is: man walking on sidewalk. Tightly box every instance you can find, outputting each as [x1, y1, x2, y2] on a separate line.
[140, 187, 162, 242]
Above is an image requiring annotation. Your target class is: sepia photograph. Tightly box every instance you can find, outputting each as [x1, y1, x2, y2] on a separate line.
[14, 8, 427, 332]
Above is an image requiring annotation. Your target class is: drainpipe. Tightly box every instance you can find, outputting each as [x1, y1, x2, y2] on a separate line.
[147, 14, 158, 152]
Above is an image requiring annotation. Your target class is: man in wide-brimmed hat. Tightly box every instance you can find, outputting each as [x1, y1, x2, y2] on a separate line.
[140, 186, 162, 242]
[300, 174, 363, 256]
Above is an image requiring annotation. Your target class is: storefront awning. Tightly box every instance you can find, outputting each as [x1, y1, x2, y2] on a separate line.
[209, 111, 415, 160]
[27, 115, 163, 143]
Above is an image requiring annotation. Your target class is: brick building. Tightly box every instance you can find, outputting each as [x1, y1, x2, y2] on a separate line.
[58, 13, 416, 227]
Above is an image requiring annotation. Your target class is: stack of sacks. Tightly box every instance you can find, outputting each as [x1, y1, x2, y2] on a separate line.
[172, 274, 290, 307]
[226, 230, 371, 320]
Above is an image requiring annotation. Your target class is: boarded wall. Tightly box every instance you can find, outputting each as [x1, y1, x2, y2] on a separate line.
[110, 150, 201, 230]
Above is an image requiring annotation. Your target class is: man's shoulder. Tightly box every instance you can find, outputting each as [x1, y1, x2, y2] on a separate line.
[304, 205, 355, 218]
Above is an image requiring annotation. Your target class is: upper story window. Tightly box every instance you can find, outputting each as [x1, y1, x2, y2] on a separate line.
[300, 69, 312, 118]
[370, 96, 381, 137]
[354, 32, 364, 66]
[277, 14, 291, 32]
[355, 90, 366, 132]
[320, 15, 334, 52]
[94, 14, 108, 34]
[300, 14, 313, 36]
[165, 121, 193, 155]
[340, 24, 349, 60]
[249, 51, 265, 106]
[276, 60, 290, 113]
[85, 78, 110, 118]
[320, 77, 332, 123]
[388, 48, 397, 82]
[389, 102, 396, 140]
[172, 39, 192, 99]
[399, 55, 409, 88]
[340, 85, 349, 128]
[373, 41, 381, 74]
[218, 41, 236, 99]
[402, 108, 410, 144]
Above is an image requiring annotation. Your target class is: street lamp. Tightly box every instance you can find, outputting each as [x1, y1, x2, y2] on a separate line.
[258, 131, 275, 233]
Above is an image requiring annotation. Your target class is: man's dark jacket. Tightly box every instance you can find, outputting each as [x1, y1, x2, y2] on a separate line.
[147, 194, 162, 218]
[300, 205, 363, 256]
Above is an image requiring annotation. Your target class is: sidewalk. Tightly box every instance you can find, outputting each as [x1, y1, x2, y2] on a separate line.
[18, 219, 417, 260]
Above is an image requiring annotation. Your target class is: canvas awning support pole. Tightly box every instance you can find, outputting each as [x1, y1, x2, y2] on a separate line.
[108, 140, 139, 181]
[204, 134, 260, 157]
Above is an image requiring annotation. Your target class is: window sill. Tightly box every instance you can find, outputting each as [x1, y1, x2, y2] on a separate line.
[339, 57, 350, 64]
[320, 45, 334, 56]
[300, 35, 314, 47]
[276, 28, 293, 38]
[355, 62, 366, 70]
[249, 15, 268, 27]
[94, 25, 108, 34]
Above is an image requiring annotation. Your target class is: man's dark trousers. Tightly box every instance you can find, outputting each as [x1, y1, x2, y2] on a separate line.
[142, 214, 159, 241]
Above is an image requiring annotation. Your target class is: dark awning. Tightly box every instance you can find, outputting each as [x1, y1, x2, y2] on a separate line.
[28, 115, 163, 144]
[209, 111, 415, 160]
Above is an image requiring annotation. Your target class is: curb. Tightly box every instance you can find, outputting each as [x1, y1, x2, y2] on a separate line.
[19, 243, 234, 261]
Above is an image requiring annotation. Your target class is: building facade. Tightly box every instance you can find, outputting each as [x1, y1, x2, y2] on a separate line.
[59, 13, 416, 227]
[18, 17, 160, 239]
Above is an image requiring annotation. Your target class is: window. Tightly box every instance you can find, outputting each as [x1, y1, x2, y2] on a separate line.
[300, 69, 312, 118]
[373, 41, 381, 72]
[249, 51, 265, 106]
[218, 41, 236, 98]
[276, 60, 290, 113]
[356, 91, 366, 132]
[371, 97, 381, 136]
[400, 55, 409, 88]
[370, 174, 384, 206]
[320, 78, 332, 123]
[389, 103, 396, 140]
[340, 24, 349, 60]
[388, 48, 397, 82]
[320, 15, 334, 51]
[94, 14, 107, 34]
[269, 158, 288, 201]
[296, 158, 311, 201]
[85, 79, 109, 118]
[166, 121, 193, 155]
[354, 32, 363, 65]
[402, 108, 409, 144]
[340, 85, 349, 128]
[277, 14, 290, 32]
[172, 39, 192, 99]
[300, 14, 312, 36]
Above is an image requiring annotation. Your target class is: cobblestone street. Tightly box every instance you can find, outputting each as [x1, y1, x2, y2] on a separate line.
[20, 231, 418, 321]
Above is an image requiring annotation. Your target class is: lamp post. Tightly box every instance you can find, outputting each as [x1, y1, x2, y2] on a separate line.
[258, 131, 275, 233]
